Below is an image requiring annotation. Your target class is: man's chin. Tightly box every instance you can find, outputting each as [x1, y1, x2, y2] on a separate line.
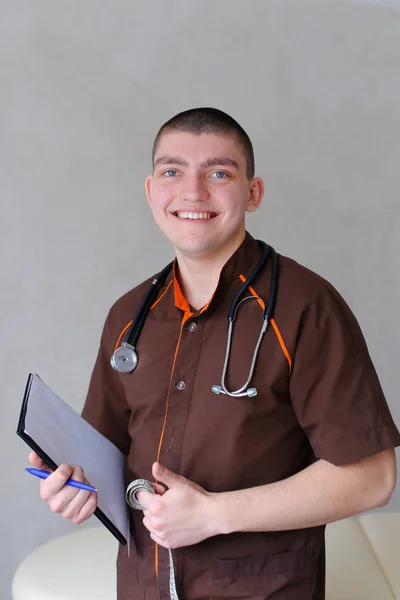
[171, 236, 215, 259]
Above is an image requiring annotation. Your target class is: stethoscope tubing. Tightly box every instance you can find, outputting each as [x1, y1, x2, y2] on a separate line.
[220, 314, 269, 397]
[218, 243, 278, 397]
[111, 241, 279, 399]
[228, 242, 270, 321]
[124, 261, 174, 348]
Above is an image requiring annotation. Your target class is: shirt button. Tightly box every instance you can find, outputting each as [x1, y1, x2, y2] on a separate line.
[188, 322, 197, 332]
[176, 380, 186, 391]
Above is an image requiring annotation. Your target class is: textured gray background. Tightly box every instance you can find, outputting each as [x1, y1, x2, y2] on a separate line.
[1, 1, 400, 598]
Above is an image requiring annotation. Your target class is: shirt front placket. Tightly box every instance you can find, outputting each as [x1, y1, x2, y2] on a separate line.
[155, 277, 211, 598]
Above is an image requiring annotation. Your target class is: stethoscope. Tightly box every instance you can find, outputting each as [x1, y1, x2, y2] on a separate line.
[110, 240, 278, 398]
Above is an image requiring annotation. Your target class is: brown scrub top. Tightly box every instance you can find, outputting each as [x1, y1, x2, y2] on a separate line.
[82, 232, 400, 600]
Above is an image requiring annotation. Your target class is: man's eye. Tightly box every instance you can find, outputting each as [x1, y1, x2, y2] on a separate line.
[163, 169, 177, 177]
[211, 171, 228, 179]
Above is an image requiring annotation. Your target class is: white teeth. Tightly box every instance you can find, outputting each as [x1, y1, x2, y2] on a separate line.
[176, 211, 213, 220]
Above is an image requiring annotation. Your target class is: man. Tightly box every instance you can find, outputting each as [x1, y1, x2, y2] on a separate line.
[29, 107, 400, 600]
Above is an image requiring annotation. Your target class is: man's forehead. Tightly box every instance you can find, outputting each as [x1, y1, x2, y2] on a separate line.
[154, 131, 245, 166]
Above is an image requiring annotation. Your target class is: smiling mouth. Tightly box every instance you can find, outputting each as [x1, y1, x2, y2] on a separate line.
[173, 211, 218, 220]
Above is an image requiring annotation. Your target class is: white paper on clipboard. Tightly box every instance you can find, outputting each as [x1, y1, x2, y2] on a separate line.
[19, 373, 130, 552]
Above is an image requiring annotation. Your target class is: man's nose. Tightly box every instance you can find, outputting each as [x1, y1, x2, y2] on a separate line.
[180, 173, 209, 202]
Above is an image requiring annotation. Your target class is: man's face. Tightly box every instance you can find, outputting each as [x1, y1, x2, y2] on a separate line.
[145, 131, 263, 260]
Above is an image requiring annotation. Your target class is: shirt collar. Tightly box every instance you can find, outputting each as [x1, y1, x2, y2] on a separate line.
[172, 231, 264, 316]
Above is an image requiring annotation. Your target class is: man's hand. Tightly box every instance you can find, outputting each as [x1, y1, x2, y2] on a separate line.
[136, 450, 396, 549]
[136, 462, 218, 549]
[28, 451, 98, 524]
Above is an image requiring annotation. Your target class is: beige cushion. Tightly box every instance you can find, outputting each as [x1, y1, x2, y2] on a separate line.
[358, 512, 400, 599]
[12, 527, 118, 600]
[325, 517, 394, 599]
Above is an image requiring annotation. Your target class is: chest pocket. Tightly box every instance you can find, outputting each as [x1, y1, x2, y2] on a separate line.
[211, 549, 315, 600]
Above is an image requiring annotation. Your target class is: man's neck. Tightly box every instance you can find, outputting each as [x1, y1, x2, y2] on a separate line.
[175, 235, 246, 311]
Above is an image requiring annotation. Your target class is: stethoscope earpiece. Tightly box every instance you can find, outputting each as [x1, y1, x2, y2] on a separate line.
[211, 385, 257, 398]
[211, 385, 222, 395]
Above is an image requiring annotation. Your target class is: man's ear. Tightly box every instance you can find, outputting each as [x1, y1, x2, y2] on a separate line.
[245, 177, 264, 213]
[145, 175, 153, 207]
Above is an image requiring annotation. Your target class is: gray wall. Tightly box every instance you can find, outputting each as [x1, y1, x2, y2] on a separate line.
[1, 1, 400, 598]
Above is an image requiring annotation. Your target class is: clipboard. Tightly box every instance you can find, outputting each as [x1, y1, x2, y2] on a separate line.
[17, 373, 129, 547]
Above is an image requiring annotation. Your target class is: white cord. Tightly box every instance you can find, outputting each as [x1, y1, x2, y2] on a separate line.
[126, 479, 179, 600]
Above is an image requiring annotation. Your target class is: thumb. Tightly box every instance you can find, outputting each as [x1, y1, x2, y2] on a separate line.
[28, 451, 51, 472]
[152, 462, 185, 489]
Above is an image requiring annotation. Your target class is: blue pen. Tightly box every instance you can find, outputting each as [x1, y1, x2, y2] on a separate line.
[25, 468, 97, 492]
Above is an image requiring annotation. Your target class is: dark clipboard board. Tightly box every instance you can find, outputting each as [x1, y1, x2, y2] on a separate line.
[17, 373, 127, 546]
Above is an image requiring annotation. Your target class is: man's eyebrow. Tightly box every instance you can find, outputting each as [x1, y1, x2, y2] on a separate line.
[200, 157, 239, 170]
[154, 155, 189, 167]
[154, 155, 240, 170]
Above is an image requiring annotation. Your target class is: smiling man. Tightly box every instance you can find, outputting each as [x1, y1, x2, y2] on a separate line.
[30, 107, 400, 600]
[145, 125, 264, 310]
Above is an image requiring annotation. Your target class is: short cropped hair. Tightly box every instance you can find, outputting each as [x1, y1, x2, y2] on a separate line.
[152, 107, 255, 179]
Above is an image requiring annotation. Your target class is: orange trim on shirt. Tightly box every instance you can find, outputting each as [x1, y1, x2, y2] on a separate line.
[173, 275, 192, 313]
[155, 544, 159, 579]
[173, 263, 215, 315]
[238, 273, 292, 375]
[113, 280, 173, 352]
[199, 292, 215, 314]
[151, 279, 173, 311]
[239, 274, 265, 310]
[270, 318, 292, 375]
[114, 320, 133, 352]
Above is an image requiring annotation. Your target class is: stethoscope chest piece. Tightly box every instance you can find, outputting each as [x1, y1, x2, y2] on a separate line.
[110, 342, 138, 373]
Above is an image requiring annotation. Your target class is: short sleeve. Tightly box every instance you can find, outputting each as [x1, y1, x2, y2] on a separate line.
[289, 283, 400, 466]
[81, 313, 132, 455]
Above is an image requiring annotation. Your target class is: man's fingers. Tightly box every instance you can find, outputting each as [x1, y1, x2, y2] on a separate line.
[61, 486, 97, 521]
[42, 465, 93, 512]
[72, 492, 98, 524]
[42, 463, 74, 497]
[135, 489, 156, 508]
[39, 463, 77, 501]
[153, 483, 167, 496]
[69, 465, 85, 484]
[30, 459, 96, 525]
[150, 531, 172, 549]
[152, 462, 184, 488]
[135, 483, 166, 508]
[28, 451, 49, 471]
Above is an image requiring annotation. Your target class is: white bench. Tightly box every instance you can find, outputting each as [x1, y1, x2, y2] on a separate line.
[12, 513, 400, 600]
